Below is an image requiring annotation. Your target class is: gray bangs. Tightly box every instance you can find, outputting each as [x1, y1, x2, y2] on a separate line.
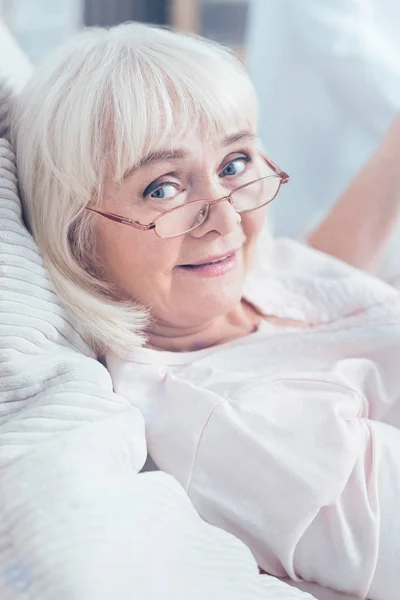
[100, 30, 258, 184]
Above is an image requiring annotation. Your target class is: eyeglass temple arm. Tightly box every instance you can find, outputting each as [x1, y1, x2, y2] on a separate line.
[262, 154, 289, 184]
[86, 206, 155, 230]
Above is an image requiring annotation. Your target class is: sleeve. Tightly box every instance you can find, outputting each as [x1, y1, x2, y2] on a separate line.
[144, 374, 400, 600]
[0, 138, 313, 600]
[281, 0, 400, 135]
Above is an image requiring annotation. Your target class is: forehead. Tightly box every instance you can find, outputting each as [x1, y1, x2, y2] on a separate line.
[142, 108, 257, 157]
[109, 79, 258, 184]
[120, 129, 259, 182]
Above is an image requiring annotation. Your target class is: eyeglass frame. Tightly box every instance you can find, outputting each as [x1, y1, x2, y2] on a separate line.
[85, 154, 289, 238]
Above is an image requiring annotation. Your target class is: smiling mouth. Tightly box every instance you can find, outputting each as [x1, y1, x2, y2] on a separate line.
[179, 252, 235, 269]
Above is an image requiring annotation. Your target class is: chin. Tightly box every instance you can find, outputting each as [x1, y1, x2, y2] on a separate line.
[170, 249, 247, 324]
[180, 279, 244, 326]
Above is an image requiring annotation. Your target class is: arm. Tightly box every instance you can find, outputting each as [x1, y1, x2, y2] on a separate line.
[277, 0, 400, 272]
[308, 115, 400, 273]
[189, 384, 400, 600]
[144, 374, 400, 600]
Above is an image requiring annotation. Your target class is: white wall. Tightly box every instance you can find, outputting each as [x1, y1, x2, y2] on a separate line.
[2, 0, 82, 64]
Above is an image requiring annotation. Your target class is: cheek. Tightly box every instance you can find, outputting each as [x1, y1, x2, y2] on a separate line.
[241, 208, 266, 262]
[94, 222, 181, 302]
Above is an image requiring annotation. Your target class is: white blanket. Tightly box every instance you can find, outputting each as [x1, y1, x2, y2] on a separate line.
[0, 136, 313, 599]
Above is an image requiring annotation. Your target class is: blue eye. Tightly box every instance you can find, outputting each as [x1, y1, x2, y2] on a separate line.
[144, 182, 181, 201]
[220, 157, 249, 178]
[150, 184, 176, 200]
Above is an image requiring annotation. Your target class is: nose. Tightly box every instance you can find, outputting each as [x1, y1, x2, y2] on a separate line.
[189, 195, 241, 238]
[188, 173, 241, 238]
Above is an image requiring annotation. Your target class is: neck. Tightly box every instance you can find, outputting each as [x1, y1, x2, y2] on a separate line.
[145, 299, 260, 353]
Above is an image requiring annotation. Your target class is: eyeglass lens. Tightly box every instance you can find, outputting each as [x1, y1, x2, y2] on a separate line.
[154, 175, 281, 238]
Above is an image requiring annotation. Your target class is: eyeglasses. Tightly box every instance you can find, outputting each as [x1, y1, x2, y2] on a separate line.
[86, 154, 289, 239]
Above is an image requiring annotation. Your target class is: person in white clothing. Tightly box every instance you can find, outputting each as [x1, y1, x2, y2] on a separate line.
[1, 19, 312, 600]
[11, 22, 400, 600]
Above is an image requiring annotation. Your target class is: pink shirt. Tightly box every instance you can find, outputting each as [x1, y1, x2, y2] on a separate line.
[107, 240, 400, 600]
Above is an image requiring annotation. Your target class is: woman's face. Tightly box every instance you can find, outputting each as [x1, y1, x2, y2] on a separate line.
[94, 129, 267, 330]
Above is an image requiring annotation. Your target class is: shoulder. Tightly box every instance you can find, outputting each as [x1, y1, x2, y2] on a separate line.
[267, 238, 379, 280]
[245, 238, 399, 324]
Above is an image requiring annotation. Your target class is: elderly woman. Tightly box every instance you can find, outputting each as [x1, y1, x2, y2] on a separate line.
[11, 22, 400, 600]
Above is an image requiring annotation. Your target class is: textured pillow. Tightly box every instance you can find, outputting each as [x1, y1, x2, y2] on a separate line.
[0, 19, 32, 138]
[0, 137, 313, 599]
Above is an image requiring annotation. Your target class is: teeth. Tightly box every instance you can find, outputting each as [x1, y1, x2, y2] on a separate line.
[208, 254, 230, 264]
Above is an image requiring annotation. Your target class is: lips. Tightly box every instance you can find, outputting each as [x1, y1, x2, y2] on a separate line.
[179, 250, 238, 268]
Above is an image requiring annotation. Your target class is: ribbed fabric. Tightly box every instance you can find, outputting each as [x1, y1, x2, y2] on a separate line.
[0, 137, 314, 599]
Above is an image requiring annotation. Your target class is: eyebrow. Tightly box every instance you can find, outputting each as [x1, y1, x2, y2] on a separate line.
[123, 149, 187, 180]
[123, 130, 256, 179]
[221, 130, 257, 146]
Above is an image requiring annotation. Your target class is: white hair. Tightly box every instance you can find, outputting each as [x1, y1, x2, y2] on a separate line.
[12, 22, 258, 357]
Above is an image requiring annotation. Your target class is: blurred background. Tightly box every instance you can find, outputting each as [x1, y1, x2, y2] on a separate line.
[0, 0, 249, 63]
[2, 0, 400, 278]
